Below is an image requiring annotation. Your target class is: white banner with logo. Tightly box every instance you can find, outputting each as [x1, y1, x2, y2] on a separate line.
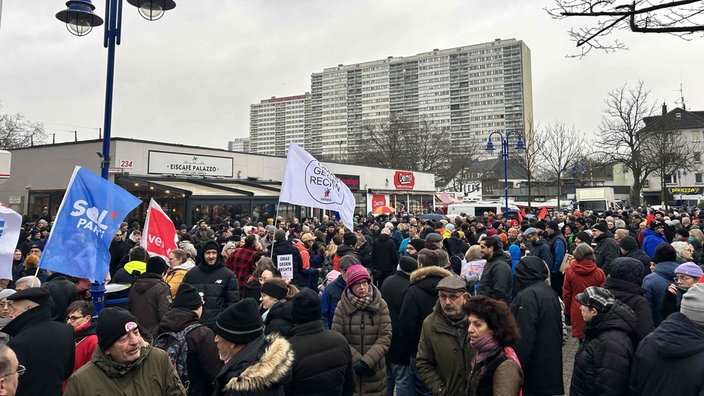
[0, 205, 21, 280]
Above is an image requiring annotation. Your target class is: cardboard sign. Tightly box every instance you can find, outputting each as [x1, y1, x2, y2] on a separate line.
[277, 254, 293, 281]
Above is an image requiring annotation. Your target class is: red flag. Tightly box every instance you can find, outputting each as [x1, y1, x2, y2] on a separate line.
[538, 207, 548, 220]
[141, 199, 178, 260]
[517, 208, 524, 222]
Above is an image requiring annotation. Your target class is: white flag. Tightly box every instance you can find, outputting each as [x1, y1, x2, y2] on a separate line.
[280, 143, 356, 230]
[0, 205, 22, 281]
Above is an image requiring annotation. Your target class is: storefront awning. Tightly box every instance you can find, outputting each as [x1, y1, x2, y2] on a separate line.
[436, 192, 461, 204]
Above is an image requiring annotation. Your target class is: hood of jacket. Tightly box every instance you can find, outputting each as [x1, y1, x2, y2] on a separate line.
[198, 240, 223, 268]
[336, 244, 354, 257]
[594, 230, 614, 243]
[642, 229, 663, 239]
[123, 260, 146, 276]
[377, 233, 392, 243]
[515, 256, 548, 282]
[409, 265, 453, 285]
[92, 338, 153, 378]
[654, 260, 679, 279]
[571, 258, 600, 276]
[650, 312, 704, 359]
[74, 321, 97, 340]
[584, 300, 637, 338]
[604, 277, 646, 296]
[157, 308, 199, 334]
[132, 272, 165, 294]
[223, 334, 293, 392]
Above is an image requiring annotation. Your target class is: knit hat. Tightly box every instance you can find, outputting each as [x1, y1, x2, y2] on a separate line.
[214, 299, 264, 345]
[546, 221, 560, 231]
[675, 262, 704, 278]
[96, 308, 140, 351]
[339, 255, 361, 271]
[534, 221, 546, 231]
[523, 227, 538, 237]
[608, 257, 644, 285]
[592, 222, 608, 233]
[172, 283, 202, 310]
[343, 232, 358, 247]
[291, 288, 321, 324]
[576, 286, 615, 313]
[649, 220, 665, 229]
[221, 241, 237, 254]
[445, 223, 455, 231]
[24, 254, 39, 270]
[409, 239, 426, 252]
[680, 283, 704, 323]
[261, 279, 288, 300]
[399, 256, 418, 273]
[266, 225, 277, 233]
[345, 264, 371, 287]
[574, 231, 592, 245]
[618, 236, 638, 252]
[436, 276, 467, 292]
[0, 289, 15, 300]
[6, 287, 50, 305]
[146, 256, 168, 275]
[653, 243, 677, 263]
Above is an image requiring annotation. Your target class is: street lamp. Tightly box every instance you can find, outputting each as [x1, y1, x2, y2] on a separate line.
[56, 0, 176, 314]
[485, 130, 525, 217]
[56, 0, 176, 180]
[563, 163, 586, 209]
[677, 169, 687, 207]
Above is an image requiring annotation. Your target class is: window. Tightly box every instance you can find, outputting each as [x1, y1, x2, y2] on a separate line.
[696, 173, 703, 184]
[695, 152, 701, 163]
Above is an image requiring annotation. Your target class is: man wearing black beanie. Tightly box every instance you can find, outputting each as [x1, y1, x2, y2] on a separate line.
[155, 283, 221, 396]
[128, 256, 172, 337]
[286, 289, 354, 395]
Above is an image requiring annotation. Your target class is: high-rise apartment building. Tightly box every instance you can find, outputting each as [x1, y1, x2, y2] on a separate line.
[249, 94, 309, 156]
[249, 39, 533, 160]
[227, 137, 250, 153]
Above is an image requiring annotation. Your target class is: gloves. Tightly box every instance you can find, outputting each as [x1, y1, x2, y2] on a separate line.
[353, 360, 375, 377]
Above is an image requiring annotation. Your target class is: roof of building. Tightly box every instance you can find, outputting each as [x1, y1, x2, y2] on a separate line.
[642, 107, 704, 131]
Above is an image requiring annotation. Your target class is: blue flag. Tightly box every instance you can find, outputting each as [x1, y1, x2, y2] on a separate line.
[40, 166, 142, 281]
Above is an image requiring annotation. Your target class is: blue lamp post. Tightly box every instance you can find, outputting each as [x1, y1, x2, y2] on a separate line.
[56, 0, 175, 313]
[485, 131, 525, 217]
[564, 163, 586, 209]
[677, 169, 687, 207]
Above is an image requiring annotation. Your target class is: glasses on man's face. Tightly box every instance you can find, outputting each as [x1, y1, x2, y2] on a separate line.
[66, 315, 87, 322]
[438, 293, 464, 302]
[1, 364, 25, 378]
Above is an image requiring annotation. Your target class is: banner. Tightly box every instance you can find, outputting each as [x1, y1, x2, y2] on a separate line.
[280, 143, 355, 230]
[277, 254, 293, 281]
[0, 205, 21, 280]
[141, 199, 178, 260]
[40, 166, 142, 281]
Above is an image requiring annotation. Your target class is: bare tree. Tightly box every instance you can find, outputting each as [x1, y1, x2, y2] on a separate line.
[515, 120, 544, 210]
[546, 0, 704, 57]
[595, 81, 658, 206]
[538, 121, 585, 209]
[0, 104, 46, 149]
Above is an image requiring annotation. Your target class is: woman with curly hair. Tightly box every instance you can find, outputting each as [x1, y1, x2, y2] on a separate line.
[464, 295, 523, 396]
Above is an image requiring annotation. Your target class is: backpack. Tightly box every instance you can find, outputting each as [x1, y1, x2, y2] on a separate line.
[153, 322, 201, 388]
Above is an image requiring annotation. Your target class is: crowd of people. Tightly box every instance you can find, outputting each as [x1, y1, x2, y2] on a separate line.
[0, 206, 703, 395]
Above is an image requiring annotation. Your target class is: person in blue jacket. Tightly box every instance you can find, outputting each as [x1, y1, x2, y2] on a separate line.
[642, 243, 679, 326]
[641, 220, 668, 258]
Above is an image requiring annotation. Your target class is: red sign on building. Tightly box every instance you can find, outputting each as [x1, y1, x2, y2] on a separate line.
[371, 195, 386, 208]
[394, 171, 415, 190]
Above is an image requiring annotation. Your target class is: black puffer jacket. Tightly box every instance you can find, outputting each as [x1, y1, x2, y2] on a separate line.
[155, 308, 222, 396]
[510, 256, 564, 396]
[603, 277, 654, 344]
[593, 232, 619, 275]
[264, 300, 295, 337]
[43, 273, 79, 321]
[379, 270, 412, 365]
[397, 266, 453, 360]
[271, 240, 304, 287]
[371, 233, 399, 274]
[285, 320, 355, 396]
[182, 240, 239, 329]
[128, 272, 172, 336]
[570, 300, 637, 396]
[477, 252, 513, 303]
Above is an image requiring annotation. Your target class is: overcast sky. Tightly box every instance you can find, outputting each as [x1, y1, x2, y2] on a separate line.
[1, 1, 702, 149]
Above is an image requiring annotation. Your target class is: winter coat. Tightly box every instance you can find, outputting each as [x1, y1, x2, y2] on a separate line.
[593, 232, 620, 275]
[109, 238, 131, 277]
[213, 334, 293, 396]
[603, 277, 654, 344]
[630, 312, 704, 396]
[71, 321, 99, 376]
[65, 341, 186, 395]
[379, 270, 412, 365]
[642, 260, 678, 326]
[155, 308, 222, 396]
[4, 304, 75, 396]
[624, 248, 652, 279]
[181, 245, 239, 329]
[285, 320, 355, 396]
[224, 246, 259, 295]
[128, 272, 173, 336]
[510, 256, 564, 395]
[332, 285, 392, 396]
[371, 234, 399, 275]
[321, 275, 346, 329]
[356, 241, 373, 268]
[271, 240, 304, 287]
[527, 238, 553, 272]
[569, 301, 637, 396]
[547, 232, 567, 273]
[466, 347, 523, 396]
[164, 260, 195, 299]
[397, 266, 453, 360]
[477, 252, 513, 303]
[264, 300, 295, 337]
[416, 302, 473, 396]
[43, 272, 79, 321]
[563, 258, 605, 338]
[641, 229, 668, 258]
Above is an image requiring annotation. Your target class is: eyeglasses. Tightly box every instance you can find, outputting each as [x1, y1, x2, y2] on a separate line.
[438, 293, 464, 302]
[1, 365, 25, 378]
[66, 315, 87, 322]
[674, 275, 695, 282]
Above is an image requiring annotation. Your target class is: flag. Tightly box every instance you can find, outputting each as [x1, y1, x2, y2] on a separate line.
[0, 205, 21, 280]
[538, 206, 549, 220]
[40, 166, 142, 281]
[280, 143, 356, 230]
[141, 199, 178, 260]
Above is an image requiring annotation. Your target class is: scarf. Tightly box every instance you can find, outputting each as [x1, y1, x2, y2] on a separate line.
[471, 333, 500, 367]
[347, 288, 373, 311]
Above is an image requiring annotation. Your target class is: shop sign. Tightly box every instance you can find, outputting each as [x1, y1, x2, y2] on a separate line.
[148, 151, 233, 177]
[371, 194, 386, 208]
[394, 171, 415, 190]
[667, 187, 703, 195]
[336, 174, 360, 191]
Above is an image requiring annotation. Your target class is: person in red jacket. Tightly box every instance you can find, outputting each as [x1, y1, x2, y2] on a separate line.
[563, 243, 606, 341]
[63, 300, 98, 391]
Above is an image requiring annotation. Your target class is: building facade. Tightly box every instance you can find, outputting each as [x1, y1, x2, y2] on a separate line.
[227, 137, 250, 153]
[249, 94, 310, 157]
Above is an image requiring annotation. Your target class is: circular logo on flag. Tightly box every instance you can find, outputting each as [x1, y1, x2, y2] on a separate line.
[304, 160, 345, 205]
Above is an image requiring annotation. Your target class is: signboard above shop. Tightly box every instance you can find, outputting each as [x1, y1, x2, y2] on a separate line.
[394, 171, 415, 190]
[147, 151, 234, 177]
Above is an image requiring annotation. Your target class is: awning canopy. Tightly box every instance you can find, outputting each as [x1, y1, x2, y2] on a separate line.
[118, 176, 281, 198]
[436, 192, 461, 204]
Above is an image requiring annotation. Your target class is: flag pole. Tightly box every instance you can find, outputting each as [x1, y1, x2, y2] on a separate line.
[271, 198, 282, 258]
